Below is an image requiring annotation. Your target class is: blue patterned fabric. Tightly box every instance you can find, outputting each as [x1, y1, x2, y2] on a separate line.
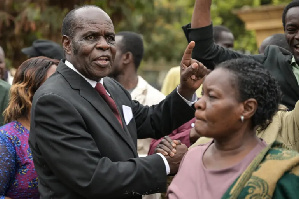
[0, 121, 39, 198]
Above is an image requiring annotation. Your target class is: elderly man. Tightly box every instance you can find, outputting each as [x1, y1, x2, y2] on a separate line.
[29, 5, 208, 199]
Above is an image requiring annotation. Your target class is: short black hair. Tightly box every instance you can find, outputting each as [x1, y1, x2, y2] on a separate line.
[61, 5, 102, 38]
[116, 31, 144, 69]
[213, 25, 232, 43]
[282, 0, 299, 29]
[216, 58, 281, 130]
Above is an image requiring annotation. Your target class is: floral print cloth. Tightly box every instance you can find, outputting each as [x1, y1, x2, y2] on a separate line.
[0, 121, 39, 198]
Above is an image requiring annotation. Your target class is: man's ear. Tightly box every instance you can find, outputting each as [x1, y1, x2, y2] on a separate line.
[62, 35, 72, 55]
[242, 98, 257, 120]
[122, 52, 133, 65]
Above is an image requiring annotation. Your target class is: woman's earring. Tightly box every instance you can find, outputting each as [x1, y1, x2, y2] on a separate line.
[240, 115, 244, 123]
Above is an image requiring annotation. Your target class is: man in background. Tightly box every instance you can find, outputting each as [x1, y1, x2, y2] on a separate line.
[0, 46, 7, 82]
[182, 0, 299, 110]
[109, 30, 165, 199]
[0, 46, 10, 126]
[161, 25, 234, 96]
[109, 31, 165, 158]
[212, 25, 235, 49]
[0, 79, 10, 126]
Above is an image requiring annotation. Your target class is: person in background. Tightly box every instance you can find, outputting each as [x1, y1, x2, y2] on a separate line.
[0, 46, 7, 82]
[0, 46, 11, 126]
[182, 0, 299, 110]
[259, 33, 291, 54]
[29, 5, 208, 199]
[157, 58, 299, 199]
[109, 30, 165, 199]
[212, 25, 235, 49]
[110, 31, 165, 199]
[109, 31, 165, 155]
[0, 57, 58, 199]
[161, 25, 234, 97]
[0, 79, 10, 126]
[21, 39, 64, 60]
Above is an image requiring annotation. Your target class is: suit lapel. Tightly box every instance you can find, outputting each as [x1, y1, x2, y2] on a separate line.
[275, 47, 299, 94]
[281, 57, 299, 94]
[57, 61, 137, 155]
[103, 78, 138, 156]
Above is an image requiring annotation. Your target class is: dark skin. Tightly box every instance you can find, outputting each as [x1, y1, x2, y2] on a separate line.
[156, 68, 260, 170]
[63, 7, 207, 101]
[178, 41, 210, 101]
[156, 42, 210, 159]
[109, 35, 139, 91]
[217, 31, 234, 49]
[62, 7, 209, 175]
[284, 6, 299, 64]
[63, 8, 116, 81]
[162, 41, 209, 174]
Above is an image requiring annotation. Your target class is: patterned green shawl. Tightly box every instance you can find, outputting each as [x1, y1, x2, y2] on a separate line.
[222, 142, 299, 199]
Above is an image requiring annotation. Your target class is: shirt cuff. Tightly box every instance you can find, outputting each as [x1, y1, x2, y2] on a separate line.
[157, 153, 170, 175]
[176, 86, 197, 106]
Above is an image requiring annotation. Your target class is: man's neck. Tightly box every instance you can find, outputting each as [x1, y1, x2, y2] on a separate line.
[116, 73, 139, 91]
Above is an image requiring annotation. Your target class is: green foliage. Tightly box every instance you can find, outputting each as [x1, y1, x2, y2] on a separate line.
[0, 0, 291, 69]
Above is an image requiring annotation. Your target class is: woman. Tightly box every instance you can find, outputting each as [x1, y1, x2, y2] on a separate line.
[0, 57, 58, 198]
[158, 58, 299, 199]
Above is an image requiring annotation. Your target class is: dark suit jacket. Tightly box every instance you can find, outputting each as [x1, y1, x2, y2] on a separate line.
[29, 61, 195, 199]
[182, 23, 299, 110]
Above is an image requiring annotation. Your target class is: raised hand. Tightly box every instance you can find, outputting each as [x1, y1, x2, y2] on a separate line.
[178, 41, 210, 100]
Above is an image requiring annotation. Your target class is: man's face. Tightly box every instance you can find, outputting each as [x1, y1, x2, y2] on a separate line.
[284, 7, 299, 63]
[109, 36, 124, 78]
[217, 31, 234, 49]
[0, 50, 6, 80]
[63, 7, 116, 81]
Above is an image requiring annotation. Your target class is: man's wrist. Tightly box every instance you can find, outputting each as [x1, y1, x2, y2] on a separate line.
[157, 153, 170, 175]
[176, 86, 197, 106]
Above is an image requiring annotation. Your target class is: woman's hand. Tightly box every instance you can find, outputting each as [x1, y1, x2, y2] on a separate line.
[155, 136, 182, 157]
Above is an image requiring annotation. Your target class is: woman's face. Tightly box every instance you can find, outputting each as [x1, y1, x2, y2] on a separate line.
[194, 68, 244, 139]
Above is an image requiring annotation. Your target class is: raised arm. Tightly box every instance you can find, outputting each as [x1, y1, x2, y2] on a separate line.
[182, 0, 263, 69]
[191, 0, 212, 28]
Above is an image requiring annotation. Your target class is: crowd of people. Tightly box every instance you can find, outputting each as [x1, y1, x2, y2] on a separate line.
[0, 0, 298, 198]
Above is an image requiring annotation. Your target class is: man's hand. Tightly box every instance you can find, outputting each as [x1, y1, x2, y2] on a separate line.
[178, 41, 210, 100]
[155, 136, 181, 157]
[165, 144, 187, 175]
[155, 136, 188, 175]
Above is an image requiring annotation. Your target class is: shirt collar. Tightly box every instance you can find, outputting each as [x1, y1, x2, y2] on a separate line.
[65, 60, 103, 88]
[291, 56, 299, 69]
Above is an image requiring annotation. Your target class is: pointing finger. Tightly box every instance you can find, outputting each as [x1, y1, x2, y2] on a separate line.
[181, 41, 195, 68]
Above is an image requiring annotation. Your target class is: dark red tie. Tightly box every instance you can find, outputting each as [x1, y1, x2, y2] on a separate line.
[95, 83, 123, 127]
